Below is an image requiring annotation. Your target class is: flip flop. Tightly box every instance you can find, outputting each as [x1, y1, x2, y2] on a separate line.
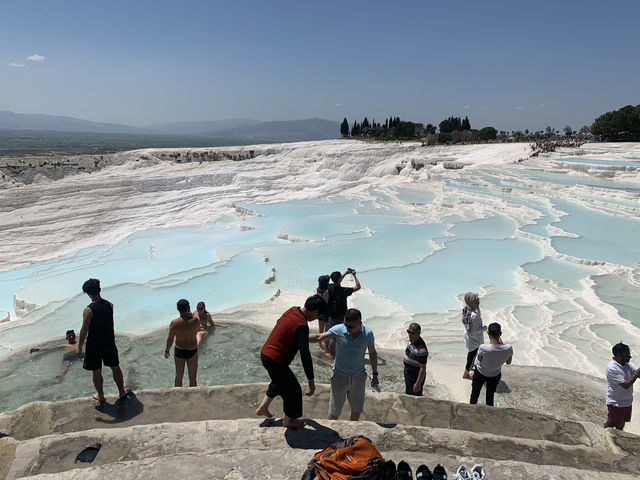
[74, 443, 102, 463]
[91, 394, 105, 402]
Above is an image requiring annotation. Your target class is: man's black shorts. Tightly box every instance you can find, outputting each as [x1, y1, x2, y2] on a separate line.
[83, 343, 119, 370]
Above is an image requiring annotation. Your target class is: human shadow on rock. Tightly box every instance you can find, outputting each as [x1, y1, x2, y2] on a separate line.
[284, 419, 343, 449]
[94, 392, 144, 424]
[496, 380, 511, 394]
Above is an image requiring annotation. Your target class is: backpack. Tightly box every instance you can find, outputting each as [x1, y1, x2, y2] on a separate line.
[301, 436, 384, 480]
[316, 288, 330, 321]
[326, 284, 343, 319]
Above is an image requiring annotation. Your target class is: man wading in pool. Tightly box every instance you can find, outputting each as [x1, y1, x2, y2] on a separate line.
[165, 299, 201, 387]
[78, 278, 130, 403]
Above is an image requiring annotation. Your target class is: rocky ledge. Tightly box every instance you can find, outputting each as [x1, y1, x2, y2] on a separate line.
[0, 383, 638, 479]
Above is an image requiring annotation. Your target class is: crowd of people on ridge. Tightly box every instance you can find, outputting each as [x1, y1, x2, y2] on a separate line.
[28, 275, 640, 432]
[530, 137, 587, 155]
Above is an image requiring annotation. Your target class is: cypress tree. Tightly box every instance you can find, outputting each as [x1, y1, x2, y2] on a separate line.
[340, 118, 350, 137]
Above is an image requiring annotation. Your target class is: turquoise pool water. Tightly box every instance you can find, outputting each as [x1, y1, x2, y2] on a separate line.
[550, 198, 640, 267]
[553, 157, 640, 167]
[1, 143, 639, 406]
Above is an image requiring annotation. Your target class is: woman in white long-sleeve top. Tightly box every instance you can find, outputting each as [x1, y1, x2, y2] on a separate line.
[462, 292, 486, 379]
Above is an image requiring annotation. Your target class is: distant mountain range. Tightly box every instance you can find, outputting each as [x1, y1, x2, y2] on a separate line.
[0, 111, 340, 143]
[0, 110, 153, 135]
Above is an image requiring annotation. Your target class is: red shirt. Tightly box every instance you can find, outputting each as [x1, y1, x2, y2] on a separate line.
[261, 307, 310, 369]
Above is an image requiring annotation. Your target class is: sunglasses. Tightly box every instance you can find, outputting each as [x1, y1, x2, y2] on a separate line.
[407, 330, 417, 335]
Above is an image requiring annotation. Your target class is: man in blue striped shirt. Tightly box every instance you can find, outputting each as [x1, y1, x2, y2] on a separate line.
[404, 323, 428, 396]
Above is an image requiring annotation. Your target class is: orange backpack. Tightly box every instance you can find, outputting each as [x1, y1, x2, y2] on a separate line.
[301, 435, 384, 480]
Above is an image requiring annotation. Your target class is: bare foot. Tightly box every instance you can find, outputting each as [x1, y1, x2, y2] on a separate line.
[255, 405, 274, 418]
[119, 389, 132, 400]
[282, 418, 306, 429]
[91, 394, 105, 402]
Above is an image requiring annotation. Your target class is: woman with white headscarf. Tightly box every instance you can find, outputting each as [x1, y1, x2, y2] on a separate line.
[462, 292, 486, 379]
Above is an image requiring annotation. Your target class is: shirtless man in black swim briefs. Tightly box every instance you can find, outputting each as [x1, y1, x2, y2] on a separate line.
[165, 299, 201, 387]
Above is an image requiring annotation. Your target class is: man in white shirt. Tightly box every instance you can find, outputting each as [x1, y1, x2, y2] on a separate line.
[605, 342, 640, 430]
[470, 322, 512, 406]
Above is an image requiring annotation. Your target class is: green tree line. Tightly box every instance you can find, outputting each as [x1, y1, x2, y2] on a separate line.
[341, 116, 438, 140]
[590, 105, 640, 141]
[340, 104, 639, 143]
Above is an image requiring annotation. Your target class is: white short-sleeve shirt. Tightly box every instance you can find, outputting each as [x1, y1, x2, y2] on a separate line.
[606, 359, 637, 407]
[475, 343, 513, 378]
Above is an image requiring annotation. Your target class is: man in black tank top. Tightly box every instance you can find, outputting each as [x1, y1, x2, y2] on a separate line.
[77, 278, 130, 403]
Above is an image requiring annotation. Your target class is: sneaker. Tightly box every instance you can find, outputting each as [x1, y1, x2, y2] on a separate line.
[453, 465, 471, 480]
[471, 464, 486, 479]
[397, 460, 413, 479]
[380, 460, 396, 480]
[433, 464, 448, 480]
[416, 464, 433, 480]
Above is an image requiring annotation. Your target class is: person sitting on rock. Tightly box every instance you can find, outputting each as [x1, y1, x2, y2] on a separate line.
[194, 301, 227, 347]
[29, 330, 78, 379]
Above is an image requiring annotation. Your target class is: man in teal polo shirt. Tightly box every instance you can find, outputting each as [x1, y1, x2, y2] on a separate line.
[311, 308, 379, 420]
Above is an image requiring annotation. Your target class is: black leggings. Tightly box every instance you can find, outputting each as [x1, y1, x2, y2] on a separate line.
[469, 370, 501, 406]
[465, 348, 478, 371]
[261, 353, 303, 419]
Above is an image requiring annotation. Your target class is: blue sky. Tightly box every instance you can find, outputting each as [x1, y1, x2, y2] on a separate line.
[2, 0, 639, 131]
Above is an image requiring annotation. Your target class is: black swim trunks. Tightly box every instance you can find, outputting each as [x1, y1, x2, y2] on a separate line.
[83, 343, 119, 371]
[174, 347, 197, 360]
[63, 350, 76, 362]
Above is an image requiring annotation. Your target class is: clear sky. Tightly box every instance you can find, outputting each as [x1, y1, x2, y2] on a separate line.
[2, 0, 639, 131]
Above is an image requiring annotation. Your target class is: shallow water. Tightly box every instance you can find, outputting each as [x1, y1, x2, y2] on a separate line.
[553, 157, 640, 167]
[0, 325, 407, 413]
[522, 257, 592, 290]
[550, 198, 640, 267]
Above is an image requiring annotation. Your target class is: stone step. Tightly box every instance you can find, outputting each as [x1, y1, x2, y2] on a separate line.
[0, 383, 595, 447]
[4, 418, 640, 479]
[13, 451, 640, 480]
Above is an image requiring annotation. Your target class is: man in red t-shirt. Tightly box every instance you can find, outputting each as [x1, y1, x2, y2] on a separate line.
[255, 295, 326, 428]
